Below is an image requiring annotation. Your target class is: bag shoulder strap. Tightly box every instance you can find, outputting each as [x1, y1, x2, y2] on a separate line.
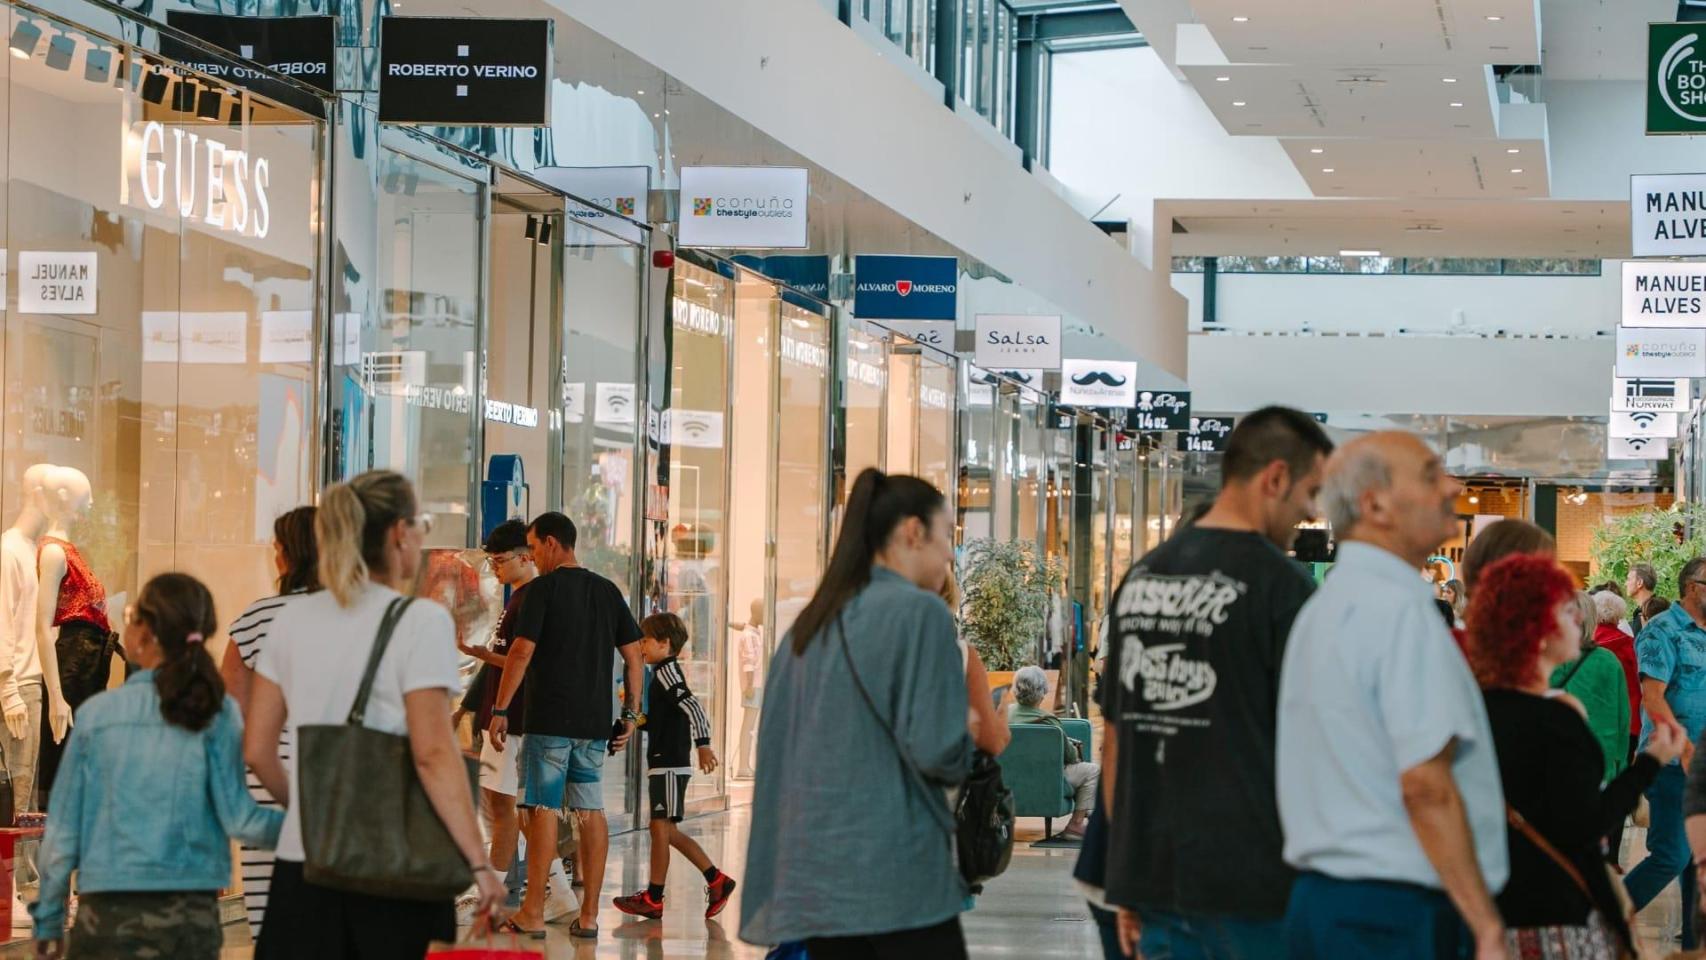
[348, 596, 415, 726]
[1505, 804, 1592, 900]
[834, 615, 955, 834]
[1556, 642, 1598, 690]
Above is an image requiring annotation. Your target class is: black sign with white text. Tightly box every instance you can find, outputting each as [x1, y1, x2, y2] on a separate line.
[1127, 390, 1192, 432]
[163, 13, 334, 114]
[1178, 417, 1235, 453]
[379, 17, 551, 125]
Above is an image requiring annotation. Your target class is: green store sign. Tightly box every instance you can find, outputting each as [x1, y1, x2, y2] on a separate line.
[1650, 22, 1706, 135]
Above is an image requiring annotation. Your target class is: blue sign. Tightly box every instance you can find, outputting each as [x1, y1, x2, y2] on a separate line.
[731, 255, 830, 300]
[854, 255, 958, 321]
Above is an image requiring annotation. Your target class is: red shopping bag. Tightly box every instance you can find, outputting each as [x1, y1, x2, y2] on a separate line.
[425, 930, 542, 960]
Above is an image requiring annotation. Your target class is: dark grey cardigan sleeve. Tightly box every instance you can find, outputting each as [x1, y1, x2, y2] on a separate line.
[1686, 735, 1706, 818]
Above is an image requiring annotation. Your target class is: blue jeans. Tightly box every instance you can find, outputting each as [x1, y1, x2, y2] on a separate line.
[1624, 762, 1698, 948]
[1286, 872, 1471, 960]
[517, 735, 607, 810]
[1137, 908, 1287, 960]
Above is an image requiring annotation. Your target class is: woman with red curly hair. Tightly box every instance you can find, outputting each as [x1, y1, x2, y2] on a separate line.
[1467, 552, 1683, 957]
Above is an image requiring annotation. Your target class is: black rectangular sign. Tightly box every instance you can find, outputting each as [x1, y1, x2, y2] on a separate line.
[379, 17, 551, 126]
[163, 13, 334, 115]
[1178, 416, 1235, 453]
[1127, 390, 1191, 432]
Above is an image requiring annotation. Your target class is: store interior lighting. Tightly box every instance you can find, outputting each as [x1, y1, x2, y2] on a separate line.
[196, 87, 222, 121]
[83, 45, 112, 83]
[172, 77, 197, 113]
[140, 67, 169, 104]
[523, 215, 538, 240]
[227, 99, 244, 128]
[537, 218, 553, 246]
[9, 20, 39, 59]
[44, 33, 73, 71]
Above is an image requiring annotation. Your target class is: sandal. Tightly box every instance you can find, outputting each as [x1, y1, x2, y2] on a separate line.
[496, 917, 547, 940]
[570, 918, 600, 939]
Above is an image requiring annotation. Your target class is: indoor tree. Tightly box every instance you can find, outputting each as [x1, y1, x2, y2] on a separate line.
[957, 538, 1067, 672]
[1589, 502, 1706, 602]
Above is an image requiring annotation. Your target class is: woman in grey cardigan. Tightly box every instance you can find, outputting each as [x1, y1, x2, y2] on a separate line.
[740, 468, 974, 958]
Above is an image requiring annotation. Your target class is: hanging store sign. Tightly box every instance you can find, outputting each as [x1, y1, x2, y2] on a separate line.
[379, 17, 552, 126]
[534, 166, 648, 246]
[853, 255, 957, 321]
[163, 12, 334, 112]
[1609, 436, 1670, 460]
[595, 382, 636, 426]
[1609, 409, 1680, 439]
[881, 320, 954, 350]
[1616, 326, 1706, 377]
[1058, 359, 1138, 408]
[677, 166, 809, 249]
[1632, 173, 1706, 256]
[18, 251, 96, 315]
[1622, 260, 1706, 327]
[974, 314, 1062, 369]
[732, 255, 831, 301]
[1649, 23, 1706, 135]
[969, 368, 1043, 389]
[1612, 375, 1691, 412]
[1178, 417, 1235, 453]
[1127, 390, 1191, 432]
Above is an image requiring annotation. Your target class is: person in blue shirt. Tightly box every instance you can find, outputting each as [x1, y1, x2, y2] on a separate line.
[31, 573, 282, 959]
[1623, 556, 1706, 949]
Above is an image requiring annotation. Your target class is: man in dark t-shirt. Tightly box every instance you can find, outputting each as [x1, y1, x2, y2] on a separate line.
[1094, 407, 1332, 959]
[490, 512, 643, 937]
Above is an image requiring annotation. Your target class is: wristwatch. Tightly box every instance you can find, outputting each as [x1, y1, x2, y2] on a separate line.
[491, 707, 508, 718]
[621, 707, 641, 724]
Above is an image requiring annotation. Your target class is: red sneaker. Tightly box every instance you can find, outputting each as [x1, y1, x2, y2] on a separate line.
[613, 889, 664, 920]
[705, 873, 737, 919]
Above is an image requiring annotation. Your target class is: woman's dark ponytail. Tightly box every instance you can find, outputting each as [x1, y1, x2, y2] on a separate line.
[791, 468, 945, 653]
[135, 573, 224, 731]
[274, 506, 320, 595]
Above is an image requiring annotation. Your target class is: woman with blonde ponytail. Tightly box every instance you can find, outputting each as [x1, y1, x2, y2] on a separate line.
[243, 471, 502, 958]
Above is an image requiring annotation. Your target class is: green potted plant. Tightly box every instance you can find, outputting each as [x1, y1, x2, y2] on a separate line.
[1589, 502, 1706, 603]
[957, 538, 1067, 675]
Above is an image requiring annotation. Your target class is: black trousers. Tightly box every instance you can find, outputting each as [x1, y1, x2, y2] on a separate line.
[255, 860, 454, 960]
[1606, 734, 1641, 864]
[805, 917, 969, 960]
[36, 621, 116, 809]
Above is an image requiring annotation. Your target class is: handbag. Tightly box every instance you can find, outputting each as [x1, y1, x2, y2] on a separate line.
[1504, 804, 1637, 960]
[427, 928, 543, 959]
[297, 597, 479, 900]
[835, 617, 1015, 891]
[764, 944, 809, 960]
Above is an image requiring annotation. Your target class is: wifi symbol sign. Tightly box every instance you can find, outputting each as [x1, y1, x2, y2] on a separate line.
[1631, 411, 1658, 429]
[681, 419, 709, 440]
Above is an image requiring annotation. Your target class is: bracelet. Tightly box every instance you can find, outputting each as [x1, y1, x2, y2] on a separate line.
[472, 863, 500, 875]
[491, 708, 508, 718]
[621, 708, 640, 723]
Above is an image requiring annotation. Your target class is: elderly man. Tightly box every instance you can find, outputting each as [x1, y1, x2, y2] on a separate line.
[1007, 665, 1098, 839]
[1278, 432, 1508, 960]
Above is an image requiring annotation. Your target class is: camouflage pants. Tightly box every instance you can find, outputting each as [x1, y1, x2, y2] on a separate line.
[67, 891, 220, 959]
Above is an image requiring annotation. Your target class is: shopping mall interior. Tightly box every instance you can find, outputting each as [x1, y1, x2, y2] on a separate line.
[0, 0, 1699, 956]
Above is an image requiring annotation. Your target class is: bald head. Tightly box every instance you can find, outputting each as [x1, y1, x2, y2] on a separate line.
[1320, 432, 1460, 566]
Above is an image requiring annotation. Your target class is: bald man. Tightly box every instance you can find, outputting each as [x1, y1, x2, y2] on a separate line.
[1276, 433, 1509, 960]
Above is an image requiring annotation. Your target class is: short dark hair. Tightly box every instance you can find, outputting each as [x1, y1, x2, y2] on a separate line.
[641, 612, 690, 655]
[1679, 556, 1706, 595]
[483, 519, 528, 554]
[1592, 580, 1625, 599]
[528, 512, 577, 550]
[1632, 563, 1658, 592]
[1219, 406, 1334, 489]
[1462, 518, 1555, 594]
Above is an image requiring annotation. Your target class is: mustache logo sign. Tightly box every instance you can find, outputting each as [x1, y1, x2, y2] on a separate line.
[1071, 370, 1128, 387]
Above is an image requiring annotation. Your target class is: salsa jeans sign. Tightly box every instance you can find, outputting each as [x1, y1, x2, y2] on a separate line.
[853, 255, 958, 321]
[379, 17, 552, 126]
[973, 314, 1061, 369]
[678, 166, 809, 249]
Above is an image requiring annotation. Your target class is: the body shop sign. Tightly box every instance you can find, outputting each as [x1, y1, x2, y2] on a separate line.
[974, 314, 1061, 369]
[1631, 173, 1706, 257]
[379, 17, 551, 125]
[1617, 326, 1706, 377]
[1650, 23, 1706, 135]
[1058, 358, 1138, 408]
[1622, 260, 1706, 327]
[677, 166, 809, 249]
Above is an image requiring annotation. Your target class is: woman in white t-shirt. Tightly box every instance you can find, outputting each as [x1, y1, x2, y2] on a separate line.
[242, 471, 503, 959]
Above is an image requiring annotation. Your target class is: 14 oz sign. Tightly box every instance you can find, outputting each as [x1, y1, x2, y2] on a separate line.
[1178, 417, 1235, 453]
[1127, 391, 1192, 432]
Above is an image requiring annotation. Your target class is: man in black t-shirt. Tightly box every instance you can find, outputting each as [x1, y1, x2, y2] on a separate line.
[1094, 407, 1332, 959]
[490, 512, 643, 938]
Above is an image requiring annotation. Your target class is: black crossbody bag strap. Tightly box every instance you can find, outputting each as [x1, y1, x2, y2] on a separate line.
[348, 597, 414, 726]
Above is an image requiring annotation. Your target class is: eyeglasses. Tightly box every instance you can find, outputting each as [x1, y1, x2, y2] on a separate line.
[484, 550, 530, 570]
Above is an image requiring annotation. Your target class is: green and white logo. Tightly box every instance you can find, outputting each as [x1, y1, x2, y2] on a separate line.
[1650, 22, 1706, 134]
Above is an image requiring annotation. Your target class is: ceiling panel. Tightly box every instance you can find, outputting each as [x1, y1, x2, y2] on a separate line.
[1188, 0, 1542, 65]
[1179, 63, 1500, 137]
[1280, 138, 1549, 197]
[1539, 0, 1672, 81]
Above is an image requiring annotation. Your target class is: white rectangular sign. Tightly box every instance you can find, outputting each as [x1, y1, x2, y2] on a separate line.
[1608, 435, 1670, 460]
[1616, 326, 1706, 377]
[19, 251, 96, 314]
[677, 166, 808, 249]
[1059, 359, 1138, 408]
[142, 311, 179, 363]
[260, 310, 313, 363]
[1622, 260, 1706, 328]
[563, 382, 585, 424]
[881, 319, 954, 352]
[595, 382, 636, 426]
[1633, 174, 1706, 257]
[1612, 375, 1691, 412]
[974, 314, 1062, 369]
[1608, 409, 1680, 439]
[180, 312, 247, 364]
[534, 165, 648, 246]
[670, 409, 725, 449]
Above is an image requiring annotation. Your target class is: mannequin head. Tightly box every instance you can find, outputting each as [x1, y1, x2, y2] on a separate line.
[10, 463, 56, 533]
[42, 467, 93, 527]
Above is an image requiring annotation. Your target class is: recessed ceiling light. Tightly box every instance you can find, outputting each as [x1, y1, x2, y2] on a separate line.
[1449, 102, 1464, 108]
[1216, 76, 1231, 82]
[637, 89, 645, 95]
[1310, 147, 1325, 154]
[1232, 15, 1249, 22]
[1340, 250, 1381, 257]
[1322, 168, 1335, 173]
[1506, 147, 1520, 154]
[1510, 168, 1523, 173]
[1232, 101, 1247, 106]
[1486, 15, 1502, 20]
[1443, 77, 1458, 83]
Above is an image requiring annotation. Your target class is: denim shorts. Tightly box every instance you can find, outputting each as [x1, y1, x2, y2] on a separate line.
[518, 735, 606, 811]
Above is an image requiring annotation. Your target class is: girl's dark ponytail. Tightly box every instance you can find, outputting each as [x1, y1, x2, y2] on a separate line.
[791, 468, 944, 653]
[136, 573, 224, 731]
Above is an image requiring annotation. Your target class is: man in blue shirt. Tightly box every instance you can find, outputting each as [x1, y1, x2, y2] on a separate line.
[1625, 556, 1706, 948]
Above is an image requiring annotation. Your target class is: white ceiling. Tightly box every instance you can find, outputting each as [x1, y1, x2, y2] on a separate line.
[1178, 61, 1501, 138]
[1539, 0, 1672, 81]
[1279, 138, 1550, 197]
[1189, 0, 1542, 65]
[1165, 198, 1627, 257]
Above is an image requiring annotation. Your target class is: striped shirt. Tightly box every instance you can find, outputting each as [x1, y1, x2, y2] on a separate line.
[645, 656, 711, 773]
[228, 591, 304, 936]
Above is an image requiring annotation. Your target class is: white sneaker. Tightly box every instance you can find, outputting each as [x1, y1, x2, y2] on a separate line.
[542, 859, 578, 923]
[11, 892, 30, 929]
[454, 892, 481, 927]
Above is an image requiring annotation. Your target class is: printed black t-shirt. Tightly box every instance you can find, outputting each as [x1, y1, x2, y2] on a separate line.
[468, 581, 530, 731]
[513, 566, 642, 740]
[1098, 525, 1315, 918]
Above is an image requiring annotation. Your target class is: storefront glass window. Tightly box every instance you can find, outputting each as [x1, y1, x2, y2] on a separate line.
[0, 6, 323, 680]
[959, 365, 996, 542]
[844, 323, 887, 488]
[917, 353, 956, 503]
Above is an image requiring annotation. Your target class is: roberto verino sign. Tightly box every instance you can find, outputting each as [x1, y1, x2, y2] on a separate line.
[1650, 23, 1706, 135]
[379, 17, 552, 125]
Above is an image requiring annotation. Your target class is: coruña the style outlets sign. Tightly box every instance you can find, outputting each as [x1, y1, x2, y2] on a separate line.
[379, 17, 552, 126]
[1616, 326, 1706, 378]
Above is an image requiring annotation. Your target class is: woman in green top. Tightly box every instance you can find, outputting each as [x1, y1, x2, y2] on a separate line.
[1550, 590, 1632, 784]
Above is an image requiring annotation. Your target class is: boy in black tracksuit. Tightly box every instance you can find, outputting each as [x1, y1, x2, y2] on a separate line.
[612, 612, 737, 920]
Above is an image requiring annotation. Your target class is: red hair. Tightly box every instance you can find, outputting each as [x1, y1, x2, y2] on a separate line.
[1464, 552, 1576, 690]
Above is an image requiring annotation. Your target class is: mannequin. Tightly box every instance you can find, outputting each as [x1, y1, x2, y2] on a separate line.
[0, 463, 54, 814]
[735, 597, 764, 778]
[34, 466, 111, 810]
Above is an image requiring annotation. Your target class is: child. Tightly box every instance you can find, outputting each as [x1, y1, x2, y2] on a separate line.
[613, 613, 738, 920]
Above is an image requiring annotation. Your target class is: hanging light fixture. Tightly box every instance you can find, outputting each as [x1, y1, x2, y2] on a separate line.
[9, 19, 40, 59]
[523, 216, 538, 241]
